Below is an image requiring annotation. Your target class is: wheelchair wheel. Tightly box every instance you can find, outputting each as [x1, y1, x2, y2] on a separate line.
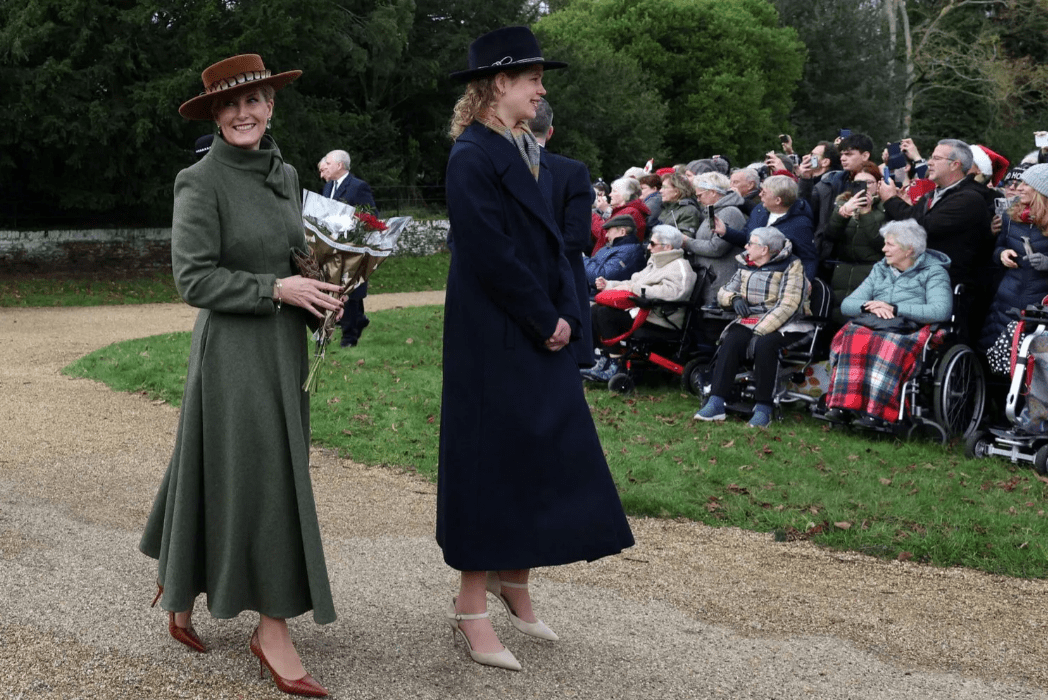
[608, 372, 635, 395]
[964, 430, 992, 459]
[1035, 445, 1048, 476]
[932, 344, 985, 438]
[681, 357, 711, 397]
[907, 419, 948, 445]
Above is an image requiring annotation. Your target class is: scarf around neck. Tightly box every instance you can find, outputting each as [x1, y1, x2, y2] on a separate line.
[477, 116, 541, 181]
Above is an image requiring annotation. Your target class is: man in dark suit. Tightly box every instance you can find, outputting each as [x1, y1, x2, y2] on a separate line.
[318, 149, 378, 347]
[528, 99, 597, 368]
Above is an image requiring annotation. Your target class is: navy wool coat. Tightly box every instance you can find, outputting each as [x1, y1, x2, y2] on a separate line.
[542, 148, 596, 367]
[979, 214, 1048, 349]
[436, 123, 634, 571]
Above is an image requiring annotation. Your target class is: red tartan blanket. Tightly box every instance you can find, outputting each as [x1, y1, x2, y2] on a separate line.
[826, 323, 944, 422]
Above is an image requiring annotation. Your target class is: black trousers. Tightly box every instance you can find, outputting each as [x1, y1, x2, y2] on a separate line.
[591, 305, 634, 350]
[710, 324, 790, 405]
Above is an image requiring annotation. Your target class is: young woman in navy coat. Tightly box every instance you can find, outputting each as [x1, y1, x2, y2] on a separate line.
[438, 27, 634, 672]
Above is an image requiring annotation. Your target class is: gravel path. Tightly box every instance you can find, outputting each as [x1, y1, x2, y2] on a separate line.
[1, 295, 1047, 699]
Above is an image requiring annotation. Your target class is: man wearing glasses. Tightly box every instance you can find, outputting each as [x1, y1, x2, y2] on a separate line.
[878, 138, 993, 340]
[797, 140, 846, 262]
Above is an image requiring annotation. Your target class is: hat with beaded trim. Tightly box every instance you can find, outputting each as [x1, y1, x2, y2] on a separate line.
[450, 26, 566, 83]
[179, 54, 302, 121]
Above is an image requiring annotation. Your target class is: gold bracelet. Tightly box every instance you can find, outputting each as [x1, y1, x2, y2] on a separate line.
[275, 280, 283, 311]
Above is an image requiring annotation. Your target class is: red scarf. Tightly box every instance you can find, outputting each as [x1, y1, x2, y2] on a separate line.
[1017, 205, 1034, 225]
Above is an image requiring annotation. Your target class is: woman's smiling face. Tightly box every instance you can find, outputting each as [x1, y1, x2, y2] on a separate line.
[214, 89, 273, 150]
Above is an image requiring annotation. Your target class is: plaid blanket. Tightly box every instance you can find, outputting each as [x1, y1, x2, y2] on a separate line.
[826, 323, 944, 422]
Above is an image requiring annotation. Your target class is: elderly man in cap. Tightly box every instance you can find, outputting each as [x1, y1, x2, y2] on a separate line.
[583, 214, 646, 295]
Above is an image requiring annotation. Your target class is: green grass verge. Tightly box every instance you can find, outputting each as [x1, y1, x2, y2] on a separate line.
[1, 253, 450, 307]
[62, 305, 1048, 579]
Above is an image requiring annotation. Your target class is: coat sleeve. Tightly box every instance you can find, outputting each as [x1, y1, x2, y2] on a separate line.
[840, 266, 879, 317]
[896, 266, 953, 324]
[717, 269, 743, 308]
[171, 167, 279, 315]
[445, 144, 562, 343]
[561, 162, 595, 257]
[752, 259, 804, 336]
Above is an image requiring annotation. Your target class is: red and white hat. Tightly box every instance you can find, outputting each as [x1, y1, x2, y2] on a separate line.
[971, 145, 1010, 187]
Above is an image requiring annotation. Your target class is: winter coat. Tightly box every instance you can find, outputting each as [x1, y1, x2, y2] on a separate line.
[798, 169, 848, 259]
[717, 239, 810, 337]
[825, 201, 887, 324]
[840, 249, 953, 324]
[139, 134, 336, 624]
[591, 198, 651, 254]
[644, 191, 663, 232]
[682, 190, 747, 305]
[658, 197, 703, 236]
[604, 248, 697, 328]
[438, 122, 633, 571]
[722, 197, 817, 281]
[584, 233, 646, 294]
[979, 214, 1048, 349]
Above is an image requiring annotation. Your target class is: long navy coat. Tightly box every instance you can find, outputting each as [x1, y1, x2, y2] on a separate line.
[542, 148, 595, 367]
[979, 214, 1048, 349]
[436, 122, 634, 571]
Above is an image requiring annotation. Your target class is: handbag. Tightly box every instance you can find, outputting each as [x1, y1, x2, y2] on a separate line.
[594, 288, 638, 309]
[849, 312, 921, 334]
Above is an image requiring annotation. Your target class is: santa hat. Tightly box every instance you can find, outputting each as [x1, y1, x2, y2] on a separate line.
[971, 145, 1010, 186]
[655, 167, 676, 176]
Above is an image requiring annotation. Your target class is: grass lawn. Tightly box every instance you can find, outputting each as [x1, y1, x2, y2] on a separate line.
[63, 304, 1048, 579]
[0, 252, 451, 307]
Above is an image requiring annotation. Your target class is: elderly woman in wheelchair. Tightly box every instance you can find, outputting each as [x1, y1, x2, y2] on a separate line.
[583, 225, 697, 382]
[692, 226, 811, 428]
[822, 219, 953, 429]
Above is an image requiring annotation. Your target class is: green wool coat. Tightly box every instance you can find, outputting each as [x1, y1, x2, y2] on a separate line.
[139, 135, 336, 624]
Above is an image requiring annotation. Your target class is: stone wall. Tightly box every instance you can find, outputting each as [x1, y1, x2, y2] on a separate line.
[0, 219, 450, 276]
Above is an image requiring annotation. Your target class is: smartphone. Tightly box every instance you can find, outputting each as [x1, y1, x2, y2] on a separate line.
[847, 181, 867, 197]
[779, 134, 789, 144]
[706, 205, 716, 223]
[1022, 236, 1034, 257]
[994, 197, 1011, 218]
[1036, 131, 1048, 148]
[886, 141, 907, 170]
[838, 128, 852, 139]
[882, 165, 892, 185]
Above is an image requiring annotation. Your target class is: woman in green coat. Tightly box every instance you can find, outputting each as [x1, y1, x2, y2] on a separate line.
[139, 54, 342, 698]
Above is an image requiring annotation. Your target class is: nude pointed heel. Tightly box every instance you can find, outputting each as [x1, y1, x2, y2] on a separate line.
[486, 572, 559, 641]
[445, 601, 522, 671]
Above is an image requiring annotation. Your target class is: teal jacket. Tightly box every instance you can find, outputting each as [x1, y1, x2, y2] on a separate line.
[840, 249, 953, 324]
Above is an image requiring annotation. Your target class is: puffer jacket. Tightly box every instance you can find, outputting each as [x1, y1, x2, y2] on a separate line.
[584, 233, 647, 294]
[717, 239, 810, 337]
[825, 201, 886, 324]
[591, 199, 651, 254]
[840, 249, 953, 324]
[658, 197, 702, 236]
[604, 248, 697, 328]
[979, 214, 1048, 349]
[722, 197, 817, 281]
[682, 190, 747, 305]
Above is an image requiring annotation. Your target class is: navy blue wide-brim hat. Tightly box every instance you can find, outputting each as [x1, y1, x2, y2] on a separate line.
[449, 25, 567, 83]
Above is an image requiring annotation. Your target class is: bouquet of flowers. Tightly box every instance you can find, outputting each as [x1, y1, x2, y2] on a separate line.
[298, 190, 411, 392]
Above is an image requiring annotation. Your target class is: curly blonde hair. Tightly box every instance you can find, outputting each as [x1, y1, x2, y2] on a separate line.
[448, 76, 499, 140]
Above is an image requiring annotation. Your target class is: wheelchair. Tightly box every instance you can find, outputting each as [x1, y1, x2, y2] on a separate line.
[596, 266, 721, 395]
[966, 303, 1048, 472]
[811, 284, 986, 444]
[684, 277, 835, 419]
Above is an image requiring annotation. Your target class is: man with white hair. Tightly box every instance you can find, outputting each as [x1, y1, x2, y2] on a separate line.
[318, 149, 379, 347]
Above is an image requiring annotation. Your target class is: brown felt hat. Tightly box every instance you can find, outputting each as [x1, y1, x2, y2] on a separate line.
[178, 54, 302, 121]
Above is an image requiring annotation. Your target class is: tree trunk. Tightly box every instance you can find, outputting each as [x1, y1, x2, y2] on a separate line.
[900, 0, 915, 136]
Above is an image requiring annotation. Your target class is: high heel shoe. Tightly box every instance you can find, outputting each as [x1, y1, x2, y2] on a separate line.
[151, 582, 207, 653]
[445, 601, 522, 671]
[250, 627, 328, 698]
[486, 572, 559, 641]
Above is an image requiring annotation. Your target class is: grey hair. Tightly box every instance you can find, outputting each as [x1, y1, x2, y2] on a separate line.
[880, 219, 927, 258]
[326, 149, 352, 172]
[733, 167, 760, 187]
[937, 139, 974, 173]
[610, 176, 641, 201]
[527, 98, 553, 136]
[761, 174, 798, 207]
[693, 171, 731, 196]
[650, 224, 684, 250]
[749, 226, 786, 256]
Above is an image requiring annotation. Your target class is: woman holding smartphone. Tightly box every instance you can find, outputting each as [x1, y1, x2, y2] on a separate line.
[824, 162, 886, 324]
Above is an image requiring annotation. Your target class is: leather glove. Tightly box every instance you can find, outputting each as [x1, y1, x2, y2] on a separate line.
[1028, 252, 1048, 271]
[732, 296, 751, 317]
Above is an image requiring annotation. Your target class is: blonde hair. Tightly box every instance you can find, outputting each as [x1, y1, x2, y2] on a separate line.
[1009, 189, 1048, 233]
[209, 84, 275, 120]
[448, 76, 499, 140]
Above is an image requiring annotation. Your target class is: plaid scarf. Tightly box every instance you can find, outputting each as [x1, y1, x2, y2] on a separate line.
[478, 116, 541, 181]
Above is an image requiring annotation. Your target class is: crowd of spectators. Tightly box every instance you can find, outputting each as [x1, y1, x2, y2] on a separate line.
[582, 128, 1048, 431]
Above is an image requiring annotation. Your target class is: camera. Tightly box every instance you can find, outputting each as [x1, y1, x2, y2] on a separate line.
[838, 128, 852, 138]
[756, 165, 771, 179]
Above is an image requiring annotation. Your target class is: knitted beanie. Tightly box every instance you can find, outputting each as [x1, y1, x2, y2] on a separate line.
[1020, 163, 1048, 197]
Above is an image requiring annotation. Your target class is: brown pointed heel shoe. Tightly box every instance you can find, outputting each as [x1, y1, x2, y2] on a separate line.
[250, 627, 328, 698]
[152, 582, 207, 653]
